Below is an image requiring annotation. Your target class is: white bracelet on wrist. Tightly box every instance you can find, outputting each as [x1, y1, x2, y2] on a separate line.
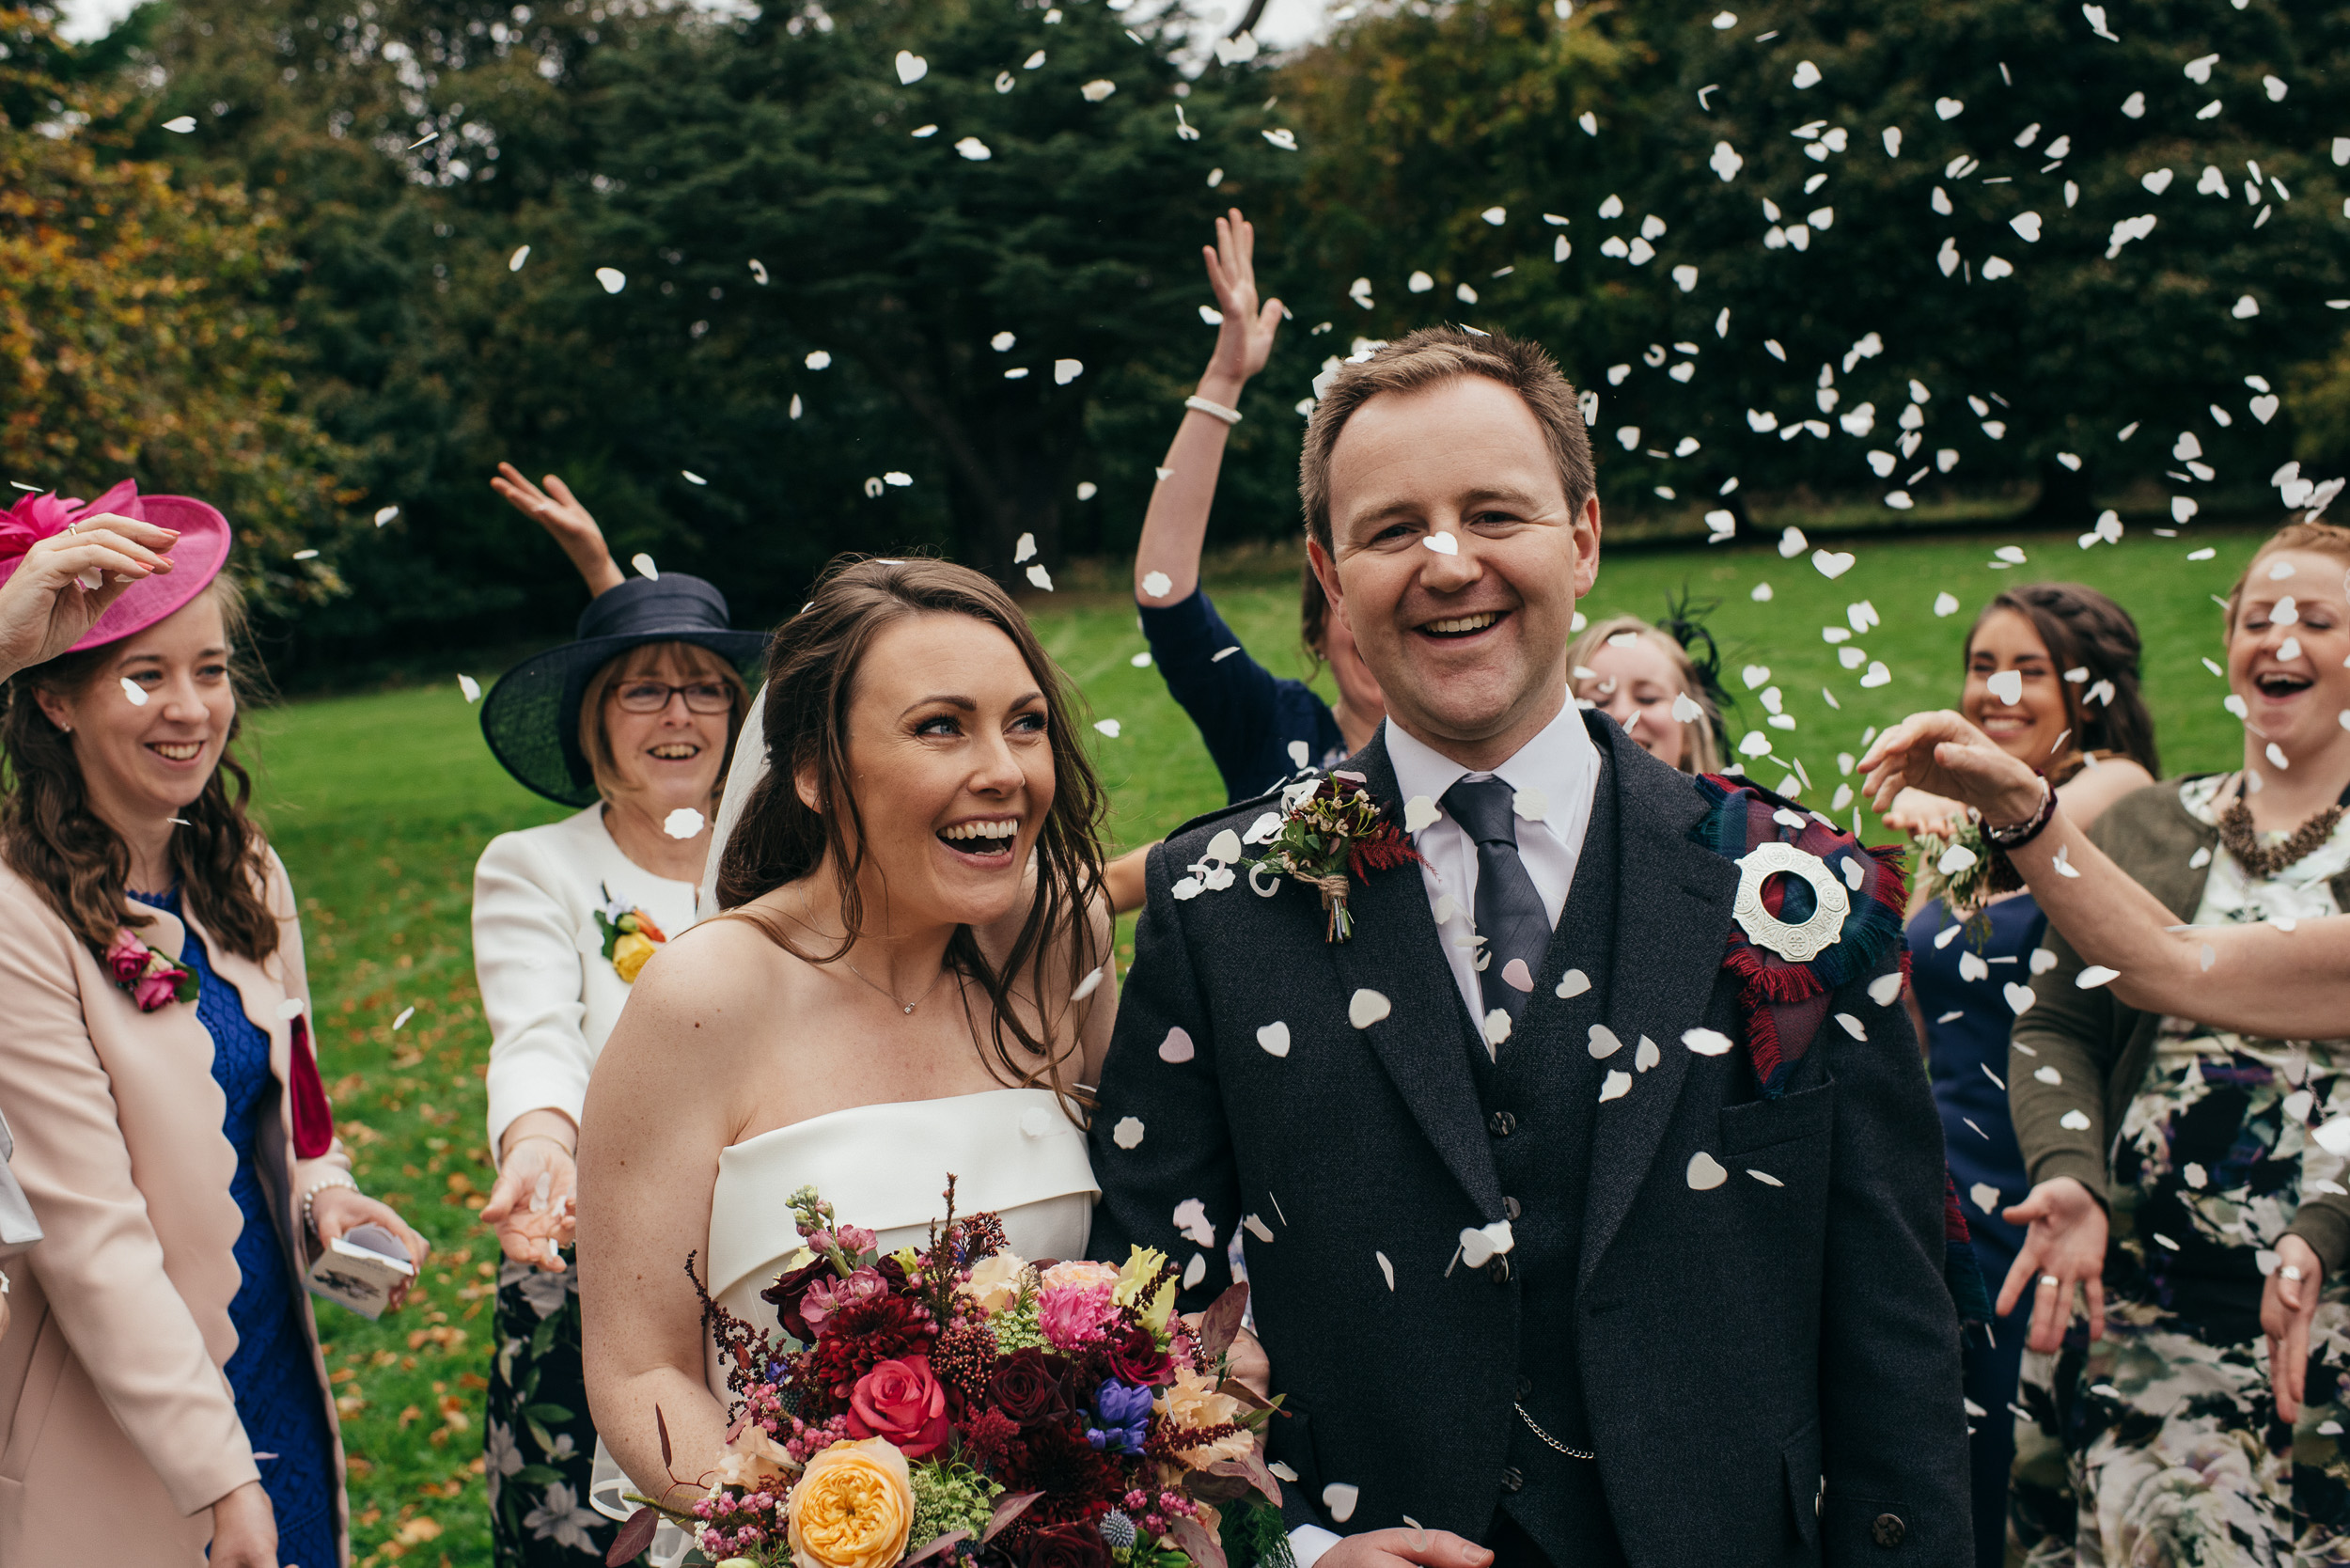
[1184, 394, 1243, 427]
[300, 1172, 359, 1239]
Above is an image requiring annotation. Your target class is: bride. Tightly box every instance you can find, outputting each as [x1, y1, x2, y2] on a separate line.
[575, 556, 1117, 1531]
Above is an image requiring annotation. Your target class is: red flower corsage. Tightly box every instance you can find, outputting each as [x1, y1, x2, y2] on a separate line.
[104, 928, 199, 1011]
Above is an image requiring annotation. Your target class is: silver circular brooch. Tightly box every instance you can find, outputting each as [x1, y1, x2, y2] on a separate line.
[1732, 841, 1852, 963]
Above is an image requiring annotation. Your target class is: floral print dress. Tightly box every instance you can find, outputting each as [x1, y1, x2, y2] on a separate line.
[487, 1249, 618, 1562]
[2011, 776, 2350, 1567]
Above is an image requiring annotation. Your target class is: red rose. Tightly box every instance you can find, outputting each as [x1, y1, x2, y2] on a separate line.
[989, 1347, 1073, 1428]
[1104, 1325, 1173, 1388]
[1026, 1523, 1111, 1568]
[104, 930, 149, 986]
[846, 1354, 951, 1457]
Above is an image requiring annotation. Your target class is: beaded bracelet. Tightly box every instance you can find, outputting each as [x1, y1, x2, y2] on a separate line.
[1982, 772, 2058, 850]
[300, 1171, 359, 1240]
[1183, 394, 1244, 427]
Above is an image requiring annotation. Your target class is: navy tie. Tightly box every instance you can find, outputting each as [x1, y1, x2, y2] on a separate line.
[1441, 776, 1552, 1035]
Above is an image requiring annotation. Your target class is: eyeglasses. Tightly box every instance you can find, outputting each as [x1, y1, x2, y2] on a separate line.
[612, 680, 733, 713]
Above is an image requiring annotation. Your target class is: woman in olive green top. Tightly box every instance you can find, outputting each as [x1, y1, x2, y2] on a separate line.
[1874, 519, 2350, 1565]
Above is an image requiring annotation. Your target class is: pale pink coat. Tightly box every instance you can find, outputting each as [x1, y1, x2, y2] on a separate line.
[0, 847, 353, 1564]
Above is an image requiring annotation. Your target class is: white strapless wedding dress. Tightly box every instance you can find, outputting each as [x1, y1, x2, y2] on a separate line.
[589, 1088, 1098, 1564]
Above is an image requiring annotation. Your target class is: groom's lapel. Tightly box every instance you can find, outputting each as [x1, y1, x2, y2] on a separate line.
[1579, 727, 1741, 1287]
[1324, 736, 1507, 1219]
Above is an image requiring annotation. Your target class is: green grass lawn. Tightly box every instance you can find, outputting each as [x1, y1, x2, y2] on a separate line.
[251, 524, 2270, 1562]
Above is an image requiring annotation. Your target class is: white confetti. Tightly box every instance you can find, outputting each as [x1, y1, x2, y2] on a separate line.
[508, 244, 531, 272]
[1868, 972, 1904, 1007]
[1026, 564, 1055, 591]
[1349, 989, 1391, 1028]
[633, 551, 661, 578]
[1588, 1024, 1625, 1058]
[1158, 1027, 1195, 1063]
[1323, 1484, 1360, 1525]
[1557, 968, 1592, 999]
[2077, 965, 2120, 989]
[1687, 1152, 1730, 1190]
[1093, 718, 1122, 738]
[1599, 1069, 1633, 1102]
[458, 674, 481, 703]
[1113, 1116, 1145, 1149]
[1055, 358, 1084, 384]
[2005, 982, 2037, 1016]
[1970, 1182, 2001, 1215]
[662, 807, 706, 840]
[1459, 1219, 1514, 1267]
[595, 267, 626, 294]
[1072, 965, 1105, 1001]
[1014, 532, 1038, 563]
[1683, 1027, 1732, 1057]
[162, 115, 197, 133]
[1375, 1251, 1395, 1290]
[393, 1006, 415, 1030]
[895, 50, 929, 84]
[2060, 1108, 2092, 1131]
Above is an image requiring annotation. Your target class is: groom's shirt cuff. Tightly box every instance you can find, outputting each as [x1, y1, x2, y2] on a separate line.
[1290, 1525, 1343, 1567]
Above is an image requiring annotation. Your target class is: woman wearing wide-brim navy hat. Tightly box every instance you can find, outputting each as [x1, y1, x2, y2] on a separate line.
[468, 467, 768, 1566]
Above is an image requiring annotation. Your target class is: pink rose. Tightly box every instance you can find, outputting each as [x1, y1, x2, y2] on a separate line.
[133, 969, 181, 1011]
[835, 1224, 879, 1259]
[1036, 1280, 1118, 1350]
[800, 1266, 886, 1336]
[105, 930, 149, 986]
[845, 1356, 950, 1458]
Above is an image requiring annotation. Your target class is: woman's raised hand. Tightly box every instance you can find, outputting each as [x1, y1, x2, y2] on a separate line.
[480, 1132, 579, 1273]
[0, 512, 179, 681]
[2264, 1233, 2326, 1421]
[490, 463, 624, 595]
[1998, 1176, 2109, 1353]
[1201, 208, 1285, 387]
[1861, 710, 2044, 824]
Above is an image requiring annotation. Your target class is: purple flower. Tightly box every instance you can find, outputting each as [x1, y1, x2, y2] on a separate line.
[1086, 1378, 1155, 1455]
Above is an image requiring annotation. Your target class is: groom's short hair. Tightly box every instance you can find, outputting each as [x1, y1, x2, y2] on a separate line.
[1299, 326, 1595, 550]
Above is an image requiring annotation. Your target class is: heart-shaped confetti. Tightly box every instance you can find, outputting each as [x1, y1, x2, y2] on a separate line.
[1257, 1021, 1292, 1057]
[1868, 973, 1904, 1007]
[1635, 1035, 1661, 1072]
[1500, 959, 1535, 993]
[1835, 1012, 1866, 1041]
[895, 50, 928, 84]
[1687, 1152, 1730, 1190]
[1811, 549, 1856, 579]
[2251, 395, 2280, 424]
[1599, 1069, 1632, 1102]
[1970, 1182, 2001, 1214]
[1323, 1484, 1360, 1524]
[1348, 989, 1391, 1028]
[2004, 982, 2037, 1016]
[1588, 1024, 1624, 1058]
[1557, 968, 1591, 998]
[1158, 1027, 1195, 1064]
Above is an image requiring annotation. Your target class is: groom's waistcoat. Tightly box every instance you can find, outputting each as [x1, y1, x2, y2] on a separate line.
[1474, 754, 1622, 1564]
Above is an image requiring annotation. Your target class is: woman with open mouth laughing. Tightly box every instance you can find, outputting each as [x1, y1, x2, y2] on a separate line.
[576, 557, 1119, 1558]
[1869, 519, 2350, 1566]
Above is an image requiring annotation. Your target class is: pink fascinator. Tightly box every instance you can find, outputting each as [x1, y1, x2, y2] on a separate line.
[0, 479, 232, 652]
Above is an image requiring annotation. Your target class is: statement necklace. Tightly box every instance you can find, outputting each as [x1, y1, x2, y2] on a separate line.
[2217, 785, 2345, 880]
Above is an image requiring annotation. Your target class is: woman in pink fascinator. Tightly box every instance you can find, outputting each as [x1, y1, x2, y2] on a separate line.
[0, 480, 427, 1567]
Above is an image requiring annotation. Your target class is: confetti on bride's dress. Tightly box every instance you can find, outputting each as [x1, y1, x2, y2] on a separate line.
[663, 808, 705, 839]
[1113, 1116, 1144, 1149]
[458, 674, 481, 703]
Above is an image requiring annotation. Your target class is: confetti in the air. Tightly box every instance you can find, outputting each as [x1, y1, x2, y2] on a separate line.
[595, 267, 626, 294]
[393, 1007, 415, 1030]
[663, 808, 706, 839]
[1026, 564, 1054, 591]
[1094, 718, 1122, 738]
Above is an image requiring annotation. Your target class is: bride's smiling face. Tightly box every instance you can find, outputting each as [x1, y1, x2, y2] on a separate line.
[807, 612, 1058, 930]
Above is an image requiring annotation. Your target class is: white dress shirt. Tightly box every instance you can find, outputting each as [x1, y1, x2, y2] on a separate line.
[1385, 702, 1604, 1026]
[474, 806, 702, 1163]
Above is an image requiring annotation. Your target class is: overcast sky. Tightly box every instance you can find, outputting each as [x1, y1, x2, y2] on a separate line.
[55, 0, 1340, 47]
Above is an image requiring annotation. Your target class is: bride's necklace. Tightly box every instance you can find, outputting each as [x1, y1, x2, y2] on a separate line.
[2217, 775, 2347, 879]
[844, 958, 953, 1015]
[789, 893, 954, 1014]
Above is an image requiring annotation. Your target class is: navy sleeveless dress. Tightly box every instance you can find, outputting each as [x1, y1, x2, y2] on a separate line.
[136, 888, 339, 1567]
[1907, 892, 2042, 1568]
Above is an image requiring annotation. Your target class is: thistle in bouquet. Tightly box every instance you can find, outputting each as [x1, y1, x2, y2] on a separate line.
[1246, 771, 1422, 942]
[607, 1182, 1290, 1568]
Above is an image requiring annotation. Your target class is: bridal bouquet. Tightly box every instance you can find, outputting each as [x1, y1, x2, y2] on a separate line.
[611, 1185, 1287, 1568]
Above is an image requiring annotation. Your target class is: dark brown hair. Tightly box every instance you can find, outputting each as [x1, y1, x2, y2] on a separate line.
[1966, 582, 2160, 781]
[715, 556, 1108, 1099]
[576, 639, 750, 804]
[1, 575, 279, 963]
[1299, 326, 1595, 549]
[1299, 562, 1330, 671]
[2224, 519, 2350, 634]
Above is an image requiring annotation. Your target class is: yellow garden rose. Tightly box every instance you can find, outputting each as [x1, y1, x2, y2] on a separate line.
[787, 1438, 914, 1568]
[960, 1249, 1030, 1315]
[612, 930, 659, 982]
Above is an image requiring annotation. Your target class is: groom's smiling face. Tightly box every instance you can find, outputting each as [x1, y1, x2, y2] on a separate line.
[1310, 374, 1602, 771]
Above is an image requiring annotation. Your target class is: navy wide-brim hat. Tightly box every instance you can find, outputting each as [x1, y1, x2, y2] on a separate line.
[480, 573, 770, 808]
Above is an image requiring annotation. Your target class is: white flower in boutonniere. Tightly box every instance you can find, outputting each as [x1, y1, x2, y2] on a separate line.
[592, 883, 669, 983]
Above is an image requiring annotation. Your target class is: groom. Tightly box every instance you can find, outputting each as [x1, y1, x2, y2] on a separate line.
[1089, 328, 1968, 1568]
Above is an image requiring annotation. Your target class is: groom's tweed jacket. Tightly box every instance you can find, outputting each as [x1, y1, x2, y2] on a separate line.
[1089, 714, 1968, 1568]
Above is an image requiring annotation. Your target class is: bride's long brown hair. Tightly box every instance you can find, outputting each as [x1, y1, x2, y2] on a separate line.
[715, 556, 1109, 1101]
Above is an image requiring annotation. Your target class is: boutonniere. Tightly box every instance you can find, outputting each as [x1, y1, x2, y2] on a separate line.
[104, 928, 199, 1011]
[1245, 771, 1423, 942]
[594, 885, 670, 983]
[1914, 820, 2022, 937]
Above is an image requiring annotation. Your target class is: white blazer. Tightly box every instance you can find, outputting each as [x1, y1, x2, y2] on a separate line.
[473, 807, 702, 1161]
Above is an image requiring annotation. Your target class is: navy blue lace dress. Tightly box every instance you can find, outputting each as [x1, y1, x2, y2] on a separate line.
[135, 888, 339, 1567]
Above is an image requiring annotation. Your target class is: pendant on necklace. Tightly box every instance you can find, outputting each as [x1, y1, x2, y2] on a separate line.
[903, 1003, 916, 1015]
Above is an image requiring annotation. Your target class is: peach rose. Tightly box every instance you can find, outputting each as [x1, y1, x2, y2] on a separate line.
[786, 1438, 914, 1568]
[959, 1249, 1030, 1315]
[1040, 1260, 1120, 1293]
[712, 1424, 796, 1492]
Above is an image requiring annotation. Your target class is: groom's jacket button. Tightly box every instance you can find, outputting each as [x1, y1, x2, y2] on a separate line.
[1488, 1110, 1517, 1137]
[1499, 1466, 1525, 1494]
[1486, 1256, 1512, 1283]
[1504, 1196, 1522, 1219]
[1516, 1376, 1533, 1399]
[1871, 1514, 1905, 1549]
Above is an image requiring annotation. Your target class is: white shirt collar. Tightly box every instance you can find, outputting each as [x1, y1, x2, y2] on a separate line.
[1383, 698, 1601, 810]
